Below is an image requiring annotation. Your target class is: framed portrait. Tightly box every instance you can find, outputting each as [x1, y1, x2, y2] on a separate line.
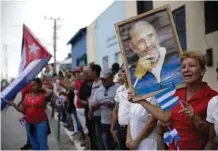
[115, 5, 185, 100]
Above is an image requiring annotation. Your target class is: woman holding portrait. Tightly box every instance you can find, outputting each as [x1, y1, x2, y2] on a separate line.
[128, 51, 218, 150]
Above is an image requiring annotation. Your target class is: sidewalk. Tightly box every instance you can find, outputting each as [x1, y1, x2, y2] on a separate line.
[47, 105, 84, 150]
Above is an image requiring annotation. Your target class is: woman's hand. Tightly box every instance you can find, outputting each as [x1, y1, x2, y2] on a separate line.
[127, 140, 140, 150]
[157, 120, 172, 127]
[127, 91, 135, 103]
[125, 139, 132, 149]
[7, 100, 24, 113]
[157, 120, 170, 135]
[7, 101, 16, 107]
[88, 109, 93, 120]
[128, 91, 147, 105]
[102, 101, 112, 107]
[110, 129, 119, 143]
[179, 101, 195, 119]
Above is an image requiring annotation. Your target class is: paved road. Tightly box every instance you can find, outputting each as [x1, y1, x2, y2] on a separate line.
[1, 93, 76, 150]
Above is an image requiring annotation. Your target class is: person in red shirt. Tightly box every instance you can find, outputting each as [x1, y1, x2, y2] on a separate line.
[128, 51, 218, 150]
[18, 83, 32, 150]
[8, 78, 53, 150]
[74, 66, 88, 147]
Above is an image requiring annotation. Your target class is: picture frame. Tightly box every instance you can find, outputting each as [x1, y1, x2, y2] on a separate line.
[115, 5, 185, 101]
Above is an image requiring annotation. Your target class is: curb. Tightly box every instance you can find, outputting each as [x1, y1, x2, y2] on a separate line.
[47, 105, 84, 150]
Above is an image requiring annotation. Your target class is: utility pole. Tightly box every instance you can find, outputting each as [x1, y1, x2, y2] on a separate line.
[53, 19, 57, 74]
[1, 44, 8, 81]
[44, 16, 63, 74]
[5, 45, 8, 81]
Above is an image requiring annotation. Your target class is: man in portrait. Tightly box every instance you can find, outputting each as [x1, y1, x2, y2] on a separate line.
[129, 21, 183, 96]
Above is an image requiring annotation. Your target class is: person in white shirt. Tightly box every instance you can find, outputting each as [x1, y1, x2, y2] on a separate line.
[111, 67, 132, 149]
[126, 97, 157, 150]
[205, 60, 218, 149]
[93, 70, 120, 150]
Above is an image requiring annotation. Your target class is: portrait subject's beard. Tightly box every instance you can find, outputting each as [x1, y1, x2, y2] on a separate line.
[150, 51, 160, 63]
[137, 43, 160, 61]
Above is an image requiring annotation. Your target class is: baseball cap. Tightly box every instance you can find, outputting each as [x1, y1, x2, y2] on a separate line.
[100, 70, 114, 79]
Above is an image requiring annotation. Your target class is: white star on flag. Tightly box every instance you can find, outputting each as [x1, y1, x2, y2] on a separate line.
[29, 43, 39, 54]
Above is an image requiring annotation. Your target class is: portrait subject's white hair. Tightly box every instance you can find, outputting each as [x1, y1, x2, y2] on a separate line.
[129, 20, 161, 60]
[130, 21, 158, 38]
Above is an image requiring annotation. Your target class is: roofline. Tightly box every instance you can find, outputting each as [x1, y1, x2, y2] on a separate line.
[67, 27, 87, 45]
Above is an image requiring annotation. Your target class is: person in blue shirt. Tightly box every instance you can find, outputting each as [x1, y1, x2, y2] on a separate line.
[128, 21, 183, 96]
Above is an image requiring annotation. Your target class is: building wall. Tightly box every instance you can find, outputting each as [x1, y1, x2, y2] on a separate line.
[153, 1, 218, 90]
[86, 1, 137, 68]
[87, 21, 97, 64]
[124, 1, 137, 19]
[86, 1, 217, 90]
[95, 1, 125, 70]
[70, 35, 87, 70]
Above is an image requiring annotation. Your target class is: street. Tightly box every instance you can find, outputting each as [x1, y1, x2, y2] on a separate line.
[1, 93, 76, 150]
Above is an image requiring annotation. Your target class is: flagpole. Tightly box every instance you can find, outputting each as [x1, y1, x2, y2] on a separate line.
[179, 100, 184, 108]
[1, 97, 8, 102]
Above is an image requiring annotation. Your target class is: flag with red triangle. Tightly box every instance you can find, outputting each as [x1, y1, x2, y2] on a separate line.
[1, 24, 52, 110]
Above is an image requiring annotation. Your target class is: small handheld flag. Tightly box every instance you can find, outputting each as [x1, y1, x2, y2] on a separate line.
[163, 128, 180, 144]
[154, 83, 179, 112]
[57, 98, 63, 104]
[163, 128, 180, 150]
[56, 97, 64, 106]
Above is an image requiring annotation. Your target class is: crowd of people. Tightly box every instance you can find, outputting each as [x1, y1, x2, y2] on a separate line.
[6, 50, 218, 150]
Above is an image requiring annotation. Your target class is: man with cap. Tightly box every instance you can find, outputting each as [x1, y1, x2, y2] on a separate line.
[92, 69, 121, 150]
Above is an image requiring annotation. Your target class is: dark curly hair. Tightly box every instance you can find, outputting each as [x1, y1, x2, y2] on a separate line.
[32, 78, 42, 86]
[91, 64, 102, 77]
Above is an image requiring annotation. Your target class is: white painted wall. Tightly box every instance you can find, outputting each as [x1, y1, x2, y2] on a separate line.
[153, 1, 218, 91]
[124, 1, 137, 19]
[87, 21, 97, 64]
[86, 1, 137, 66]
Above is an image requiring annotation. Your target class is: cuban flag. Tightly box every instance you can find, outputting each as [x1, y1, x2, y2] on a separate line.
[1, 24, 52, 110]
[154, 83, 179, 112]
[163, 128, 180, 147]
